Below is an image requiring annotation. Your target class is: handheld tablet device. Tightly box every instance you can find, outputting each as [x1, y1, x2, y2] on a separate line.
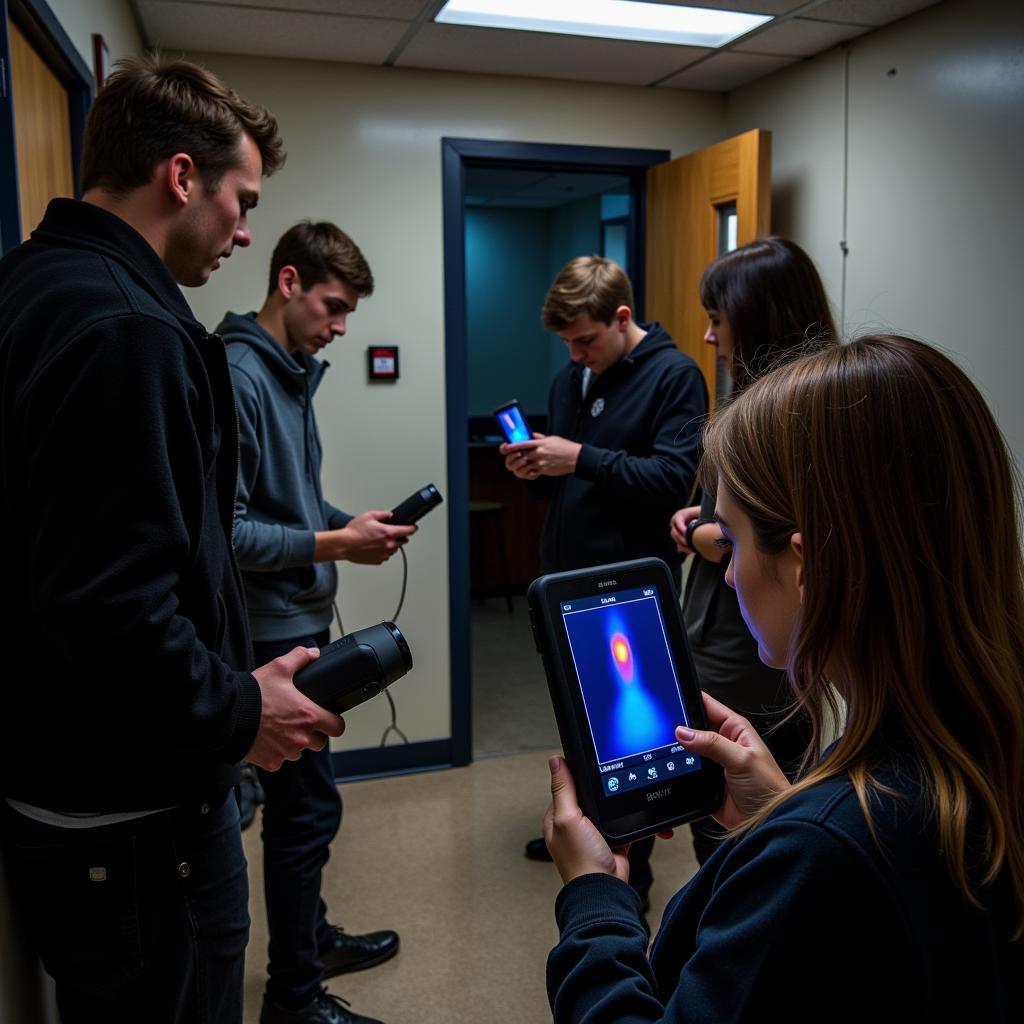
[528, 558, 723, 844]
[390, 483, 443, 526]
[294, 622, 412, 714]
[493, 400, 532, 445]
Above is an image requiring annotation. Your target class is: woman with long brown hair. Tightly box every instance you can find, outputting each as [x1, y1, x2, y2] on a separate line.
[670, 236, 836, 862]
[542, 335, 1023, 1021]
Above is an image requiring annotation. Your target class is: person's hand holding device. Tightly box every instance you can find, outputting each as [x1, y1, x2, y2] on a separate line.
[495, 400, 581, 479]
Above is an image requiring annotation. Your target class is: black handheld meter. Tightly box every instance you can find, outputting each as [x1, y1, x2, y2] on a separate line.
[293, 622, 412, 714]
[391, 483, 443, 526]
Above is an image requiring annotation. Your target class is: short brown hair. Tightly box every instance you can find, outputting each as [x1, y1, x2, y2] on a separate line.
[542, 255, 634, 332]
[268, 222, 374, 298]
[80, 53, 285, 194]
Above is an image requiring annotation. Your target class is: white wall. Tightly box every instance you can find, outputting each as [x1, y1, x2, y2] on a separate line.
[46, 0, 141, 74]
[184, 55, 727, 750]
[727, 0, 1024, 461]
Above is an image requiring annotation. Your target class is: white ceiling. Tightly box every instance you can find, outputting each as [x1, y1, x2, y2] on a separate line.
[131, 0, 943, 92]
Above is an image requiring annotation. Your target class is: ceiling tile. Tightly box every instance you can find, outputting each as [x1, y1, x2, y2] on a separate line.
[659, 50, 799, 91]
[137, 2, 407, 62]
[734, 16, 869, 56]
[801, 0, 943, 27]
[144, 0, 432, 16]
[396, 23, 712, 86]
[642, 0, 806, 13]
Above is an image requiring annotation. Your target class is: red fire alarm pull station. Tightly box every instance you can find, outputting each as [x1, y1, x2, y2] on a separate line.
[368, 345, 399, 381]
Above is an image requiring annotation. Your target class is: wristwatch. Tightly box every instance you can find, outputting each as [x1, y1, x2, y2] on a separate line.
[685, 516, 715, 551]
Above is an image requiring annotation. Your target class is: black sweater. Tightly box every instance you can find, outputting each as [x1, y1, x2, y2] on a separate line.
[537, 324, 706, 582]
[548, 759, 1023, 1022]
[0, 199, 260, 812]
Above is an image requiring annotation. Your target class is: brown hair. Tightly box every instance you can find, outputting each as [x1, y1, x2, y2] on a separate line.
[267, 222, 374, 298]
[700, 236, 837, 391]
[80, 53, 285, 194]
[702, 334, 1024, 936]
[542, 255, 634, 332]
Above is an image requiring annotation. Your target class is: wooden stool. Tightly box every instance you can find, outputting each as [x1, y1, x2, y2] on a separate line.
[468, 499, 513, 612]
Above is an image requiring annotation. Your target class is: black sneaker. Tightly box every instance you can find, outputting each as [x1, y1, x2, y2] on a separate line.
[319, 925, 400, 977]
[260, 988, 383, 1024]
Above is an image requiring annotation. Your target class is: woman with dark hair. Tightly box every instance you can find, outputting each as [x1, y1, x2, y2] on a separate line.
[543, 335, 1024, 1022]
[670, 236, 836, 862]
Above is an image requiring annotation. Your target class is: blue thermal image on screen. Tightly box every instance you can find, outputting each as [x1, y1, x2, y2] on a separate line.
[564, 596, 685, 764]
[498, 406, 531, 443]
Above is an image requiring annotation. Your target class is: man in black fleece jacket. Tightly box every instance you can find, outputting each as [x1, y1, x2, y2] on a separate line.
[0, 56, 343, 1023]
[502, 255, 707, 905]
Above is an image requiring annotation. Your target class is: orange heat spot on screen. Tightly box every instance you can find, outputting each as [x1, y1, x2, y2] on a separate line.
[610, 631, 634, 682]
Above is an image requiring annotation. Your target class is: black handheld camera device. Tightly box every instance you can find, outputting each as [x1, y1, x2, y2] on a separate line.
[294, 622, 412, 714]
[391, 483, 443, 526]
[528, 558, 723, 845]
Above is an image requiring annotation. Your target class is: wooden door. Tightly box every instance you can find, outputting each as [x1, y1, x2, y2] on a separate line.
[645, 128, 771, 406]
[8, 17, 75, 240]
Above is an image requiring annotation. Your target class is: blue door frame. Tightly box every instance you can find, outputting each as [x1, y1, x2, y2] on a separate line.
[442, 137, 670, 768]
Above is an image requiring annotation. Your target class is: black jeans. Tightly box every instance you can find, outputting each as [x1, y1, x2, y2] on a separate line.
[254, 630, 344, 1010]
[1, 791, 248, 1023]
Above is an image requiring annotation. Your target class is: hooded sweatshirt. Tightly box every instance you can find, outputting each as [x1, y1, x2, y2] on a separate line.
[535, 322, 707, 585]
[219, 312, 352, 642]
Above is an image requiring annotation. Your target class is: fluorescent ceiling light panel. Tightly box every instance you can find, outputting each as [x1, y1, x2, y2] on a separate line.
[435, 1, 772, 48]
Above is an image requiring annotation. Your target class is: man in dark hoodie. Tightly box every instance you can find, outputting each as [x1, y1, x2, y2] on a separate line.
[219, 222, 411, 1024]
[500, 255, 707, 904]
[0, 56, 346, 1023]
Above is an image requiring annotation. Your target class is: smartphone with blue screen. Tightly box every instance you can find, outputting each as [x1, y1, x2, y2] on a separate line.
[528, 558, 723, 844]
[493, 400, 532, 445]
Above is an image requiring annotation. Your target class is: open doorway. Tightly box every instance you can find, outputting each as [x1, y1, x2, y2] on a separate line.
[441, 139, 669, 764]
[466, 166, 633, 757]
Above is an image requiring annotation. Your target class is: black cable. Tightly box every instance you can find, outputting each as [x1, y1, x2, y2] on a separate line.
[380, 545, 410, 746]
[379, 687, 410, 747]
[391, 545, 408, 621]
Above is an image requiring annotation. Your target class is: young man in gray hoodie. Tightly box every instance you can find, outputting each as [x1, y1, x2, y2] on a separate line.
[219, 222, 413, 1024]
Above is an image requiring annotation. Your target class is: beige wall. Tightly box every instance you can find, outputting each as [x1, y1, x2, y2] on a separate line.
[727, 0, 1024, 459]
[184, 55, 727, 750]
[46, 0, 141, 75]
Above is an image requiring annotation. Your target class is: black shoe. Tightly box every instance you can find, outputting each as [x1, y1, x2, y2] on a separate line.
[319, 925, 400, 977]
[260, 989, 382, 1024]
[525, 836, 553, 862]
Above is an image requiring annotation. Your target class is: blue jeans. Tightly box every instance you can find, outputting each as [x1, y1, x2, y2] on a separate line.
[254, 630, 343, 1010]
[1, 791, 248, 1023]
